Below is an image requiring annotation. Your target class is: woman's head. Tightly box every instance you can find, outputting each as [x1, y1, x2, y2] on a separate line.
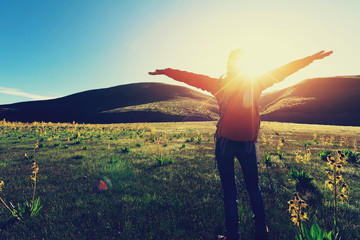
[222, 49, 254, 91]
[227, 49, 245, 77]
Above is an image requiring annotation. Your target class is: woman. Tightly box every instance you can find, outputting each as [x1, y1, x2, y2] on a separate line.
[149, 49, 332, 240]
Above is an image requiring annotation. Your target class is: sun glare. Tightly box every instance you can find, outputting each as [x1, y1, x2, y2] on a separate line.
[234, 51, 269, 78]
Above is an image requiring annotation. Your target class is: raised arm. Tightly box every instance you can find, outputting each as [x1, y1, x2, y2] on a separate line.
[148, 69, 165, 75]
[148, 68, 219, 95]
[259, 50, 333, 90]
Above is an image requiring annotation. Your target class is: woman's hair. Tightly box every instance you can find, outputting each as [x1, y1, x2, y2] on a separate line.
[227, 49, 245, 75]
[220, 49, 245, 89]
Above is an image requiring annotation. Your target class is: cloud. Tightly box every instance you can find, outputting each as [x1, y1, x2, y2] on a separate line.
[0, 86, 54, 100]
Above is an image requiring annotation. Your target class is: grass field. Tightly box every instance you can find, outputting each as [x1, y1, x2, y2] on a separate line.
[0, 120, 359, 240]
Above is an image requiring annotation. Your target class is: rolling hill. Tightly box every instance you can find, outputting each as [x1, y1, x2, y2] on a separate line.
[259, 75, 360, 126]
[0, 82, 219, 123]
[1, 76, 360, 125]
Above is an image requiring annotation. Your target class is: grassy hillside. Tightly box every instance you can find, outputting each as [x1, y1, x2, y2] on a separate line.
[0, 82, 219, 123]
[2, 76, 360, 126]
[0, 120, 359, 239]
[259, 76, 360, 126]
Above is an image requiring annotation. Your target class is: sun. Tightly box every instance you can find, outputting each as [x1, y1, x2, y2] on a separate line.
[233, 50, 271, 78]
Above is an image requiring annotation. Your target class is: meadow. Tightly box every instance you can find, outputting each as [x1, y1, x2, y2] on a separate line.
[0, 119, 359, 240]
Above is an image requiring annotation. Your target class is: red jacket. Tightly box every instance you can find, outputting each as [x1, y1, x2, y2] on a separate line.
[164, 57, 312, 141]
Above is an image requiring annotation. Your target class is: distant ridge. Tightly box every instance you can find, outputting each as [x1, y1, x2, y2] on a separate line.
[259, 76, 360, 126]
[0, 82, 219, 123]
[1, 76, 360, 126]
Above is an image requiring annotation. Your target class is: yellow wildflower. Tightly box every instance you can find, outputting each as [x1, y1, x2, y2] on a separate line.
[0, 180, 4, 191]
[261, 133, 267, 145]
[327, 157, 336, 169]
[31, 161, 39, 182]
[288, 205, 296, 214]
[325, 180, 334, 191]
[326, 170, 333, 179]
[295, 149, 303, 163]
[339, 193, 348, 203]
[268, 135, 274, 146]
[325, 150, 348, 215]
[340, 183, 348, 193]
[320, 136, 326, 146]
[304, 149, 311, 162]
[288, 193, 308, 226]
[299, 210, 308, 221]
[339, 155, 347, 163]
[335, 164, 343, 171]
[291, 215, 299, 225]
[335, 175, 343, 184]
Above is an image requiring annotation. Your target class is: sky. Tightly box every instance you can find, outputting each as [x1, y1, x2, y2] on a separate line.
[1, 0, 359, 104]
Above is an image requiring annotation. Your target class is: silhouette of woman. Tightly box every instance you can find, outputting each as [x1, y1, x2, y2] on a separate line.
[149, 49, 332, 240]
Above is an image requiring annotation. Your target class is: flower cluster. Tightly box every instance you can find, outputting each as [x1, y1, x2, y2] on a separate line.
[294, 148, 310, 163]
[34, 140, 39, 151]
[0, 180, 16, 218]
[339, 136, 348, 147]
[313, 133, 317, 141]
[304, 149, 311, 162]
[261, 133, 267, 145]
[320, 136, 335, 146]
[325, 151, 348, 203]
[288, 192, 308, 226]
[31, 161, 39, 182]
[295, 149, 303, 163]
[262, 134, 274, 146]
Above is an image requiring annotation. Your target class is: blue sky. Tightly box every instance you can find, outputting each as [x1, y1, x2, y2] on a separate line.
[1, 0, 359, 104]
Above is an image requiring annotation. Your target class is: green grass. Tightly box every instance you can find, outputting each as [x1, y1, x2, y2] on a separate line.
[0, 121, 359, 239]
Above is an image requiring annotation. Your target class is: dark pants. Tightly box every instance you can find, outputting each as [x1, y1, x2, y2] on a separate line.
[215, 137, 268, 240]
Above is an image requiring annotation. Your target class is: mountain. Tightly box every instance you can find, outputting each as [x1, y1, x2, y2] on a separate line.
[0, 82, 219, 123]
[259, 76, 360, 126]
[2, 76, 360, 125]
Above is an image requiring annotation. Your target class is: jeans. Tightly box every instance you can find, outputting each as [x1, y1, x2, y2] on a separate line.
[215, 137, 268, 240]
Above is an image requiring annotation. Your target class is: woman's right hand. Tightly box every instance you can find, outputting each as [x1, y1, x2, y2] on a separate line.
[148, 69, 165, 75]
[309, 50, 333, 61]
